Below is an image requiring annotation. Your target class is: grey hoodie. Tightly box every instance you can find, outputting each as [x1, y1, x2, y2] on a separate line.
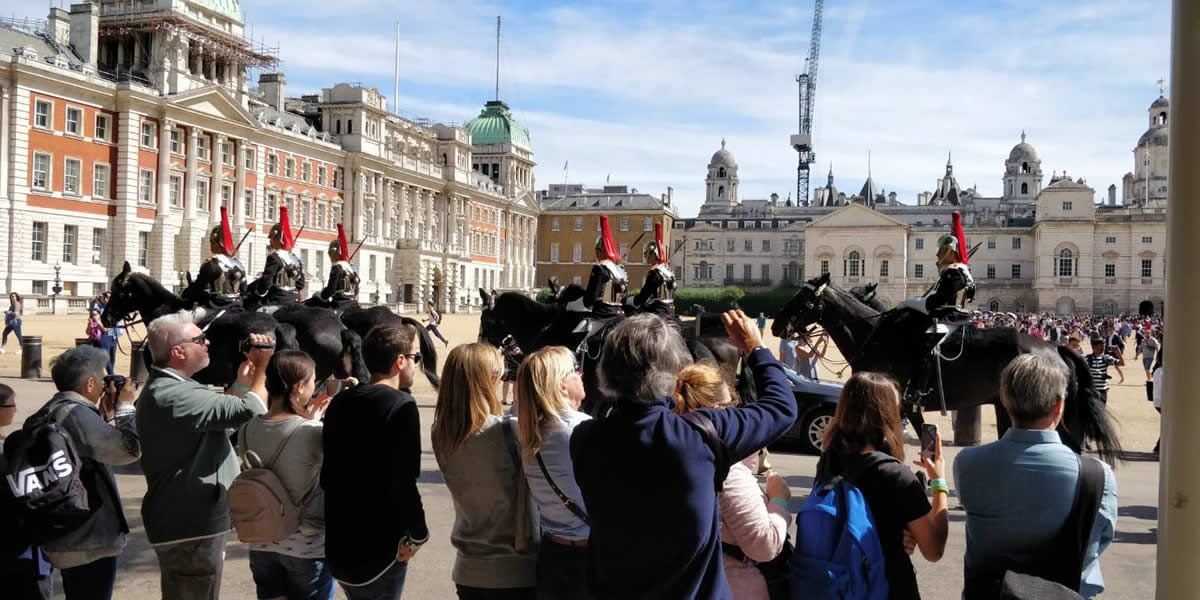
[39, 391, 140, 569]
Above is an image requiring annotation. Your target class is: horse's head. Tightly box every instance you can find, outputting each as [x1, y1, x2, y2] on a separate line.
[772, 272, 830, 338]
[101, 261, 140, 327]
[849, 282, 888, 313]
[478, 288, 506, 346]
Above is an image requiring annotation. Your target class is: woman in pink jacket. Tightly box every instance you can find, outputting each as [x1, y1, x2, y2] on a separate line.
[673, 363, 792, 599]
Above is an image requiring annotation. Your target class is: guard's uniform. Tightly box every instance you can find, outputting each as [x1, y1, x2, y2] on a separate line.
[925, 262, 975, 316]
[634, 264, 676, 313]
[250, 249, 305, 307]
[183, 254, 246, 310]
[586, 259, 628, 319]
[320, 260, 360, 309]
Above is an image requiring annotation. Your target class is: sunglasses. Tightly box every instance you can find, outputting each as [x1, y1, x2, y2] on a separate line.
[0, 403, 15, 409]
[403, 353, 422, 363]
[177, 333, 207, 347]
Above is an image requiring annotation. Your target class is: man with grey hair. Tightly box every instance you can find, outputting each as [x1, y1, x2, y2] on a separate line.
[18, 346, 140, 598]
[571, 310, 797, 598]
[955, 353, 1117, 599]
[135, 311, 274, 600]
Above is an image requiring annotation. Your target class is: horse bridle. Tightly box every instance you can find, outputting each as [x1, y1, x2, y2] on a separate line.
[787, 281, 896, 373]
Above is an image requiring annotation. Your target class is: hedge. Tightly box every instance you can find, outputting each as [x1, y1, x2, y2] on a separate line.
[674, 287, 746, 314]
[736, 284, 802, 318]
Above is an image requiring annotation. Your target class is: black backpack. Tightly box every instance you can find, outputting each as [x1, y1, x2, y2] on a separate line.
[2, 399, 92, 543]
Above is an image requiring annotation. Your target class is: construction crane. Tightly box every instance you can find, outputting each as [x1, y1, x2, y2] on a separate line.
[790, 0, 824, 206]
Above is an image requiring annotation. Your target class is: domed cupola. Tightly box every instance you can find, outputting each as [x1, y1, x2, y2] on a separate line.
[1003, 131, 1043, 203]
[703, 139, 739, 207]
[466, 100, 532, 152]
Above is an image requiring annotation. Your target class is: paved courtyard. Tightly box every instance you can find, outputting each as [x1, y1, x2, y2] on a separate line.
[0, 312, 1161, 599]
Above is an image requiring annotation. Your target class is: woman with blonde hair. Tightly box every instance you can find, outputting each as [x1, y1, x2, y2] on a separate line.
[815, 371, 948, 600]
[433, 343, 537, 600]
[673, 363, 792, 600]
[514, 346, 591, 600]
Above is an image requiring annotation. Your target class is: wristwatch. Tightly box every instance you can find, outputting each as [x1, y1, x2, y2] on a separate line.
[399, 535, 425, 550]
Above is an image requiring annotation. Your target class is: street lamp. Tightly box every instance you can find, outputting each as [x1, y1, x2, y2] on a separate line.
[371, 282, 380, 306]
[52, 262, 63, 314]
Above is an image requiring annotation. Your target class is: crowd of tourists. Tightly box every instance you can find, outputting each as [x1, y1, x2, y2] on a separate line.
[2, 308, 1119, 600]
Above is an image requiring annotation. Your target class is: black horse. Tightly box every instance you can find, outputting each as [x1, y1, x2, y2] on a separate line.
[338, 305, 440, 389]
[478, 289, 740, 414]
[773, 273, 1120, 463]
[100, 262, 369, 386]
[849, 282, 889, 313]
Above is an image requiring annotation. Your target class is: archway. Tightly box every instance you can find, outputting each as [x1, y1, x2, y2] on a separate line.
[1055, 297, 1075, 315]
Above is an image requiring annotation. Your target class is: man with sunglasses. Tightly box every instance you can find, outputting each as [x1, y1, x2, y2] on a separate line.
[135, 311, 275, 600]
[322, 324, 429, 600]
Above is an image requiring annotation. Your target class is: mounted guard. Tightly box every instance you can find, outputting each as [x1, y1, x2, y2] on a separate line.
[181, 206, 245, 317]
[632, 222, 675, 316]
[584, 215, 628, 320]
[247, 206, 305, 313]
[314, 224, 359, 310]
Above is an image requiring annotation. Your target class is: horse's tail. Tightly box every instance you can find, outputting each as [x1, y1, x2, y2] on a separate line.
[339, 328, 369, 382]
[274, 323, 300, 351]
[1057, 345, 1121, 465]
[404, 316, 440, 390]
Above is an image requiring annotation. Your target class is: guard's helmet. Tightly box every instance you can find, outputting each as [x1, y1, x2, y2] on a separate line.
[270, 206, 295, 250]
[328, 239, 343, 260]
[210, 206, 234, 255]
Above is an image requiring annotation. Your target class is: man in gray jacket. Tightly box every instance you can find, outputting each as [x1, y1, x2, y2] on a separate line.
[36, 346, 141, 599]
[136, 311, 273, 600]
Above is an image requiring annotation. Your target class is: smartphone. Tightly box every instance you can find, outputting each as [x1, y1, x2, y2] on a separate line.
[920, 423, 939, 455]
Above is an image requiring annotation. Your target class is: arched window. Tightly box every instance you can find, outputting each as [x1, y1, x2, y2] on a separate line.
[1014, 300, 1026, 313]
[1021, 162, 1030, 174]
[335, 120, 342, 134]
[718, 186, 725, 198]
[1158, 112, 1167, 126]
[1020, 182, 1028, 194]
[1057, 248, 1074, 277]
[846, 251, 862, 278]
[718, 167, 726, 178]
[988, 299, 1000, 312]
[347, 120, 353, 135]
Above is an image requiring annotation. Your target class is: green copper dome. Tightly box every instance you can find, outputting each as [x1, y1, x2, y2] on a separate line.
[190, 0, 242, 22]
[466, 100, 532, 152]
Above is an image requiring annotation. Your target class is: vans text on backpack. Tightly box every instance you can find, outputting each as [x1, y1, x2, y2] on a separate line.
[229, 419, 315, 544]
[791, 452, 892, 600]
[2, 399, 91, 543]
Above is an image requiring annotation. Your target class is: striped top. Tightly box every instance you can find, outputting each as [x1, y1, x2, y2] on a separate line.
[1085, 353, 1119, 390]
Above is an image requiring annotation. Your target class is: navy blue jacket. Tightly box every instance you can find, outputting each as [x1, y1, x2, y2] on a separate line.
[570, 348, 797, 599]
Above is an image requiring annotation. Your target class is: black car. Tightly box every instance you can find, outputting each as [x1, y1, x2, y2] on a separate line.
[739, 364, 841, 454]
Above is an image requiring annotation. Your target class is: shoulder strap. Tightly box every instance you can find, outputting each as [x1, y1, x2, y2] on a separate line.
[681, 410, 729, 493]
[264, 418, 307, 469]
[1062, 456, 1105, 575]
[535, 451, 590, 525]
[501, 418, 521, 471]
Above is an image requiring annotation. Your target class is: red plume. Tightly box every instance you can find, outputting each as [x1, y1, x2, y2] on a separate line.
[654, 222, 666, 264]
[337, 223, 349, 259]
[219, 206, 234, 255]
[278, 206, 295, 250]
[598, 215, 619, 262]
[952, 211, 969, 265]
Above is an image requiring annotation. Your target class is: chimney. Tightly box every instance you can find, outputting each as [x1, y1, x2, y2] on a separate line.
[770, 192, 779, 205]
[666, 186, 673, 206]
[69, 3, 99, 67]
[47, 7, 70, 46]
[258, 73, 286, 112]
[1107, 184, 1117, 206]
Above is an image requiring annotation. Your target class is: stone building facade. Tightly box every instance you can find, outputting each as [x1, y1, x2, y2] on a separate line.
[672, 96, 1169, 315]
[0, 1, 538, 314]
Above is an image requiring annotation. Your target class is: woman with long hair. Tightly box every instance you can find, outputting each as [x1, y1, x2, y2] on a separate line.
[816, 372, 948, 600]
[514, 346, 591, 599]
[240, 350, 339, 600]
[433, 343, 537, 600]
[673, 363, 792, 600]
[2, 292, 23, 354]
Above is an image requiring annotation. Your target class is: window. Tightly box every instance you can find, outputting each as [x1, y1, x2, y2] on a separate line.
[32, 281, 46, 295]
[762, 240, 771, 252]
[880, 260, 889, 278]
[987, 237, 996, 250]
[1057, 249, 1074, 277]
[1011, 264, 1021, 279]
[266, 193, 279, 221]
[761, 264, 770, 281]
[332, 203, 342, 225]
[644, 217, 653, 232]
[94, 114, 109, 141]
[222, 185, 233, 211]
[141, 122, 156, 148]
[369, 255, 377, 281]
[65, 107, 82, 135]
[569, 217, 581, 232]
[92, 163, 109, 199]
[91, 228, 104, 265]
[550, 217, 560, 232]
[267, 154, 278, 174]
[32, 222, 47, 262]
[196, 136, 209, 160]
[572, 243, 582, 263]
[302, 162, 311, 182]
[620, 243, 629, 258]
[1062, 201, 1073, 211]
[847, 251, 862, 277]
[727, 239, 735, 252]
[318, 165, 327, 186]
[34, 100, 51, 129]
[1021, 182, 1029, 195]
[986, 264, 996, 279]
[915, 264, 925, 278]
[138, 232, 149, 267]
[1105, 236, 1116, 244]
[32, 153, 51, 190]
[1142, 236, 1153, 244]
[619, 217, 629, 232]
[1104, 264, 1115, 278]
[915, 238, 924, 250]
[820, 260, 830, 276]
[285, 158, 295, 178]
[316, 201, 325, 228]
[550, 243, 560, 263]
[138, 170, 154, 204]
[744, 239, 752, 252]
[727, 264, 735, 281]
[170, 129, 182, 154]
[1142, 259, 1153, 279]
[197, 179, 210, 211]
[63, 158, 81, 194]
[244, 147, 256, 169]
[221, 142, 233, 166]
[166, 175, 181, 207]
[1012, 237, 1022, 250]
[989, 299, 1001, 312]
[301, 198, 311, 226]
[63, 225, 77, 263]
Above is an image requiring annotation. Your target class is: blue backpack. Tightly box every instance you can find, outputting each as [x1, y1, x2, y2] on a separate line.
[790, 453, 892, 600]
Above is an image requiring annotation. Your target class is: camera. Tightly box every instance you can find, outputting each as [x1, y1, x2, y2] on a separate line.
[239, 338, 275, 353]
[103, 374, 127, 396]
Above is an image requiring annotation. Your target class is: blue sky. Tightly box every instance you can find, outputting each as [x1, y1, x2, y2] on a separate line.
[22, 0, 1173, 216]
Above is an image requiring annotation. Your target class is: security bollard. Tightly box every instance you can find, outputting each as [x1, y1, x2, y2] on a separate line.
[20, 336, 42, 379]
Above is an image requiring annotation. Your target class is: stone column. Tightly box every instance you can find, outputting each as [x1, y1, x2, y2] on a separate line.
[424, 190, 433, 241]
[0, 84, 13, 289]
[156, 119, 172, 214]
[150, 117, 174, 283]
[1159, 1, 1200, 596]
[176, 126, 205, 273]
[376, 175, 386, 241]
[397, 184, 408, 239]
[233, 138, 246, 226]
[212, 134, 227, 225]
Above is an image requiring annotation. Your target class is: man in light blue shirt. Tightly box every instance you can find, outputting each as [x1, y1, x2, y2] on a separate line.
[954, 353, 1117, 599]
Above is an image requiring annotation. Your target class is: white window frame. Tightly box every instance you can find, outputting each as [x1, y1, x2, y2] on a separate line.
[244, 147, 256, 170]
[267, 154, 278, 175]
[169, 174, 182, 207]
[550, 243, 560, 263]
[880, 259, 889, 278]
[1012, 237, 1022, 249]
[92, 163, 109, 199]
[644, 217, 653, 232]
[1011, 264, 1022, 279]
[915, 264, 924, 278]
[619, 217, 629, 232]
[550, 217, 560, 232]
[221, 184, 233, 211]
[915, 238, 924, 250]
[1062, 201, 1073, 211]
[820, 259, 830, 276]
[986, 264, 996, 279]
[91, 228, 104, 265]
[63, 225, 77, 264]
[32, 152, 52, 191]
[63, 157, 82, 195]
[34, 99, 52, 129]
[301, 198, 312, 226]
[1141, 259, 1153, 279]
[1142, 236, 1153, 244]
[762, 239, 771, 252]
[574, 217, 583, 232]
[170, 129, 182, 154]
[138, 170, 155, 204]
[302, 161, 311, 182]
[31, 222, 47, 262]
[285, 158, 295, 179]
[1104, 263, 1115, 278]
[316, 201, 326, 229]
[65, 106, 82, 136]
[318, 165, 327, 186]
[141, 122, 156, 149]
[266, 192, 279, 221]
[138, 231, 149, 267]
[94, 114, 110, 142]
[221, 141, 233, 166]
[196, 135, 209, 161]
[244, 190, 256, 220]
[986, 237, 996, 250]
[572, 243, 582, 263]
[197, 178, 210, 212]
